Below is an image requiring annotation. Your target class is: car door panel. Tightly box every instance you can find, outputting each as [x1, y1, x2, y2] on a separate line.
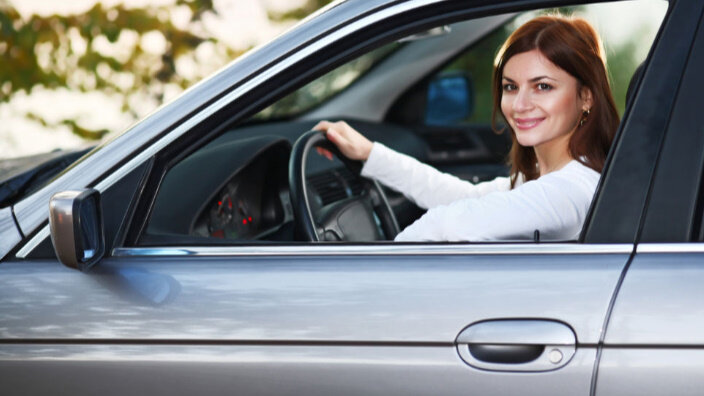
[602, 252, 704, 345]
[595, 349, 704, 396]
[1, 248, 628, 395]
[0, 252, 627, 342]
[596, 250, 704, 396]
[0, 345, 597, 395]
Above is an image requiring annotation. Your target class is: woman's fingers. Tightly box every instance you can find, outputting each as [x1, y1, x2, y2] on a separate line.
[313, 121, 332, 132]
[312, 120, 372, 161]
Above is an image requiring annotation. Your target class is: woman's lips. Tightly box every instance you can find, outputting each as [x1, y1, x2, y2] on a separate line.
[514, 117, 544, 130]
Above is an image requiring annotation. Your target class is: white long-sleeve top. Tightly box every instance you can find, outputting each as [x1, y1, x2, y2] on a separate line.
[361, 142, 600, 242]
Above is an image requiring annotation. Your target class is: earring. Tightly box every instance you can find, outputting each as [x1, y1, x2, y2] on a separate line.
[580, 108, 591, 127]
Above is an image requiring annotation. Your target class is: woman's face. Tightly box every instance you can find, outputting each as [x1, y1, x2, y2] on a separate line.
[500, 49, 591, 152]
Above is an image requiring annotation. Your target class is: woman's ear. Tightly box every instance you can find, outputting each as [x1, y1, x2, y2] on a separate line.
[580, 86, 594, 110]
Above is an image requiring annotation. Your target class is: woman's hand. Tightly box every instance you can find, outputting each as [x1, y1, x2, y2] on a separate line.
[313, 120, 373, 161]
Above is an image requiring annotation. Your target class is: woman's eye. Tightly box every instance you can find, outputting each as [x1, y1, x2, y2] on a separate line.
[537, 83, 553, 91]
[503, 83, 517, 92]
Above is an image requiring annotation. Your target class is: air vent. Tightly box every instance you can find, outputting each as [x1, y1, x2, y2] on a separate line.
[308, 167, 362, 205]
[338, 167, 363, 196]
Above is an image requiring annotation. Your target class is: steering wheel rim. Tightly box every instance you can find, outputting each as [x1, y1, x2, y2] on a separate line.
[289, 130, 400, 242]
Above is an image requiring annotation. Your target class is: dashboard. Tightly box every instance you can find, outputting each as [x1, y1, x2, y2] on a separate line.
[142, 119, 508, 244]
[145, 136, 292, 243]
[191, 151, 293, 241]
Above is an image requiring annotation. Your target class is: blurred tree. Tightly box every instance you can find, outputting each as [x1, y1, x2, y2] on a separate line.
[0, 0, 238, 139]
[604, 31, 640, 116]
[269, 0, 335, 21]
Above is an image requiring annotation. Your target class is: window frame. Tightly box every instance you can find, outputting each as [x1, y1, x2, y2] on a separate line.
[11, 0, 683, 260]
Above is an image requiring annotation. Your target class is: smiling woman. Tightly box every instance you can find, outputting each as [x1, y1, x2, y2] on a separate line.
[500, 50, 594, 175]
[494, 16, 619, 186]
[316, 15, 618, 242]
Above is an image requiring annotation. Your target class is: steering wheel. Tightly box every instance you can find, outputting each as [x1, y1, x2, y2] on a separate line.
[289, 130, 400, 242]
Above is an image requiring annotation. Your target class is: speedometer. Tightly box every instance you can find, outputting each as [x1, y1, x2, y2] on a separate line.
[208, 191, 234, 238]
[207, 181, 257, 239]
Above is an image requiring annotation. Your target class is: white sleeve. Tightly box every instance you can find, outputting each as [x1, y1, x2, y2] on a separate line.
[394, 162, 600, 242]
[361, 142, 510, 209]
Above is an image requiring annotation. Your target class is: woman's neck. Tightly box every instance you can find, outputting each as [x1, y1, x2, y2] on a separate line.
[534, 135, 574, 177]
[537, 155, 573, 176]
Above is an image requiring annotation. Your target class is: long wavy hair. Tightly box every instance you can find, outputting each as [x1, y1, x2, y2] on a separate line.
[491, 15, 619, 187]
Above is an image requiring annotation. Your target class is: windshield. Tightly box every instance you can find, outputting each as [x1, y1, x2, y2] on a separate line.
[0, 147, 92, 208]
[253, 42, 401, 120]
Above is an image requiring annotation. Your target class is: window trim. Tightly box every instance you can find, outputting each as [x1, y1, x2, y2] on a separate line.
[637, 243, 704, 254]
[112, 243, 633, 257]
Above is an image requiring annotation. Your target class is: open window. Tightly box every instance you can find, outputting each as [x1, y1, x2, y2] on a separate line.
[133, 1, 667, 246]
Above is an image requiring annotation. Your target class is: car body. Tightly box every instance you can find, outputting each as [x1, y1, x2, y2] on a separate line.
[1, 0, 704, 394]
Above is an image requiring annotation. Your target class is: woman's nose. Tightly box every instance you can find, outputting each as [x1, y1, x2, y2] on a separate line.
[512, 90, 534, 112]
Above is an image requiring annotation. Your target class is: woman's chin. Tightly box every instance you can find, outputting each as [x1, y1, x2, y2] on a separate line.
[515, 136, 540, 147]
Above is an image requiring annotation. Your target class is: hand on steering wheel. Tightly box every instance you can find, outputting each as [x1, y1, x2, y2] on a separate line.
[289, 130, 399, 242]
[313, 121, 373, 161]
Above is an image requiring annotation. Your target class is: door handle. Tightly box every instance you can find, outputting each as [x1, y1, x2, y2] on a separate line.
[468, 344, 544, 364]
[455, 319, 576, 372]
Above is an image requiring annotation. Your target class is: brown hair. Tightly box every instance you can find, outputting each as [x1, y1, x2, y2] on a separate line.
[491, 15, 619, 187]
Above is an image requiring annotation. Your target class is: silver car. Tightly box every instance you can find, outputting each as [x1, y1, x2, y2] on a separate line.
[1, 0, 701, 394]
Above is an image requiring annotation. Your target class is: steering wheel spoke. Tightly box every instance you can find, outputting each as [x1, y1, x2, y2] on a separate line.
[289, 130, 400, 242]
[317, 195, 382, 241]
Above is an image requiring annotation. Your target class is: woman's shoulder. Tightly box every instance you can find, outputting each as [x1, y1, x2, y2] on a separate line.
[561, 160, 600, 180]
[536, 160, 600, 192]
[512, 160, 598, 188]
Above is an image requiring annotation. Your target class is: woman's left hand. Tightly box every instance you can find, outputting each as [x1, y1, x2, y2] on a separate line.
[313, 120, 373, 161]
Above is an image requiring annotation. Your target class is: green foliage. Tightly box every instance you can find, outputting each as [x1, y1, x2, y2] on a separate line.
[0, 0, 236, 140]
[604, 31, 641, 116]
[0, 0, 333, 140]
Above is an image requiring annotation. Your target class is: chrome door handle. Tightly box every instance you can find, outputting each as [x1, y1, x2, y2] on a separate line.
[455, 319, 576, 372]
[468, 344, 544, 364]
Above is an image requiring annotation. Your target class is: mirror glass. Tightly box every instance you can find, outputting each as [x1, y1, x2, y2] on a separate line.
[425, 72, 474, 125]
[79, 196, 100, 262]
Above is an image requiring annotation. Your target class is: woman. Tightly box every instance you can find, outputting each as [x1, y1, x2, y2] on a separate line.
[314, 15, 619, 242]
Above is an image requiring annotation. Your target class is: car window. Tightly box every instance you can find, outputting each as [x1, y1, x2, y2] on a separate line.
[253, 43, 401, 121]
[138, 1, 668, 246]
[421, 2, 667, 129]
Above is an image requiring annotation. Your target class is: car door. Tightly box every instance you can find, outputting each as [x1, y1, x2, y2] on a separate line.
[0, 1, 673, 395]
[1, 246, 632, 394]
[595, 1, 704, 394]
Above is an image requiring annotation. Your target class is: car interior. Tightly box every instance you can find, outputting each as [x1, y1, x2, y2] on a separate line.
[139, 2, 668, 245]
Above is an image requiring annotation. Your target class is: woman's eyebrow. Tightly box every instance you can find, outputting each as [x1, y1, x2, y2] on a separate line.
[502, 76, 558, 82]
[529, 75, 557, 83]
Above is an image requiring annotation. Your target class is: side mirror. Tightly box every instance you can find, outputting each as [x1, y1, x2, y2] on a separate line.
[49, 189, 105, 271]
[425, 71, 474, 126]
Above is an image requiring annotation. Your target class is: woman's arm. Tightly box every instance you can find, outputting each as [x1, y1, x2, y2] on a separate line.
[362, 142, 509, 209]
[395, 161, 599, 241]
[314, 120, 509, 209]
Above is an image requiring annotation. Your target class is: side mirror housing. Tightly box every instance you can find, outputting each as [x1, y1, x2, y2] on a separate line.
[49, 189, 105, 271]
[425, 71, 474, 125]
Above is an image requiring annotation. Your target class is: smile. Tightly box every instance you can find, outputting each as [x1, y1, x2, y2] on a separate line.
[514, 117, 545, 130]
